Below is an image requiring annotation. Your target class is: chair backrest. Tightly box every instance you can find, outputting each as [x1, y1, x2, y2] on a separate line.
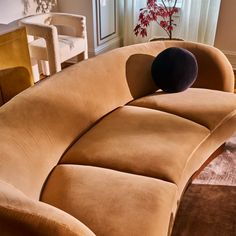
[0, 26, 34, 105]
[0, 67, 32, 104]
[21, 13, 53, 25]
[21, 13, 87, 38]
[0, 26, 34, 81]
[0, 41, 233, 200]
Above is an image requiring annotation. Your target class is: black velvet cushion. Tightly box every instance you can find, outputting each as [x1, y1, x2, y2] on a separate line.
[151, 47, 198, 93]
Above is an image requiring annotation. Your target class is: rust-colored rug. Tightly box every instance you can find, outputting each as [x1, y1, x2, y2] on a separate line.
[172, 185, 236, 236]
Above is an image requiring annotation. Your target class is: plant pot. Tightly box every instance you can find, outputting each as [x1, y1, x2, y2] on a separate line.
[149, 37, 184, 42]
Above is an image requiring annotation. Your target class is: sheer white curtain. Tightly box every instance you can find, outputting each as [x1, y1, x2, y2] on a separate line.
[123, 0, 221, 46]
[178, 0, 221, 45]
[123, 0, 146, 45]
[123, 0, 167, 45]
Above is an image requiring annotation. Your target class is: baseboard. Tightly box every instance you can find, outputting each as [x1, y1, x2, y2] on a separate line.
[88, 37, 122, 57]
[222, 50, 236, 70]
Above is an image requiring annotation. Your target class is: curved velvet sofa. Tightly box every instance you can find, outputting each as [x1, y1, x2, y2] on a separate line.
[0, 41, 236, 236]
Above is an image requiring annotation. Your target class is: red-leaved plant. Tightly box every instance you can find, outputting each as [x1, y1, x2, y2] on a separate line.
[134, 0, 179, 39]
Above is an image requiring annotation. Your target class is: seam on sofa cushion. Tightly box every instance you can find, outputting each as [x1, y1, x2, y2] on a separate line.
[59, 106, 123, 164]
[210, 109, 236, 134]
[127, 101, 212, 129]
[125, 104, 211, 131]
[127, 100, 236, 131]
[40, 164, 178, 236]
[59, 105, 210, 186]
[60, 105, 210, 168]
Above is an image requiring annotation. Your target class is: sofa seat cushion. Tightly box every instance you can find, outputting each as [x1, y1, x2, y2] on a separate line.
[41, 165, 177, 236]
[129, 88, 236, 130]
[61, 106, 209, 184]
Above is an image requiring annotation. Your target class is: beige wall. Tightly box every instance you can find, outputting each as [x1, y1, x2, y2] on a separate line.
[58, 0, 122, 57]
[0, 0, 57, 24]
[215, 0, 236, 68]
[57, 0, 95, 52]
[0, 0, 25, 24]
[215, 0, 236, 51]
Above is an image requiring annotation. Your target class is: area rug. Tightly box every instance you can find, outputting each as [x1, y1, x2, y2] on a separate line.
[193, 134, 236, 186]
[172, 185, 236, 236]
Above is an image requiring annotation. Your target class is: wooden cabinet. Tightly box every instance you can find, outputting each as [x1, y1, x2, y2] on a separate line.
[58, 0, 122, 57]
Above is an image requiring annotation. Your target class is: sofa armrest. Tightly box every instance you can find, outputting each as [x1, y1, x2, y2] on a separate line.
[163, 41, 235, 93]
[0, 181, 95, 236]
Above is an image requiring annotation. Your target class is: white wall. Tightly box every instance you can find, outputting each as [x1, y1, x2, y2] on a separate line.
[0, 0, 25, 24]
[58, 0, 122, 56]
[57, 0, 96, 51]
[0, 0, 57, 24]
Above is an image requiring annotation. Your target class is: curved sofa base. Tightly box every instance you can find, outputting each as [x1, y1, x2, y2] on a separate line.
[169, 144, 225, 235]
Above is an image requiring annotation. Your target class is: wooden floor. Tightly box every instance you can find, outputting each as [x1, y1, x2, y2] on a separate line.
[172, 184, 236, 236]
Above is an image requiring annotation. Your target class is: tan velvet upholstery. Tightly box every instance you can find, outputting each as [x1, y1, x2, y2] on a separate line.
[0, 181, 95, 236]
[61, 105, 209, 184]
[0, 41, 236, 235]
[129, 88, 236, 130]
[129, 88, 236, 194]
[41, 165, 177, 236]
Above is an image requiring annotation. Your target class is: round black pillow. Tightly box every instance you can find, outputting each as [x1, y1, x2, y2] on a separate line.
[151, 47, 198, 93]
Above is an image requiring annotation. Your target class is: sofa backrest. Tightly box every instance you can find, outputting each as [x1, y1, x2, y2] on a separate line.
[164, 41, 234, 92]
[0, 41, 234, 200]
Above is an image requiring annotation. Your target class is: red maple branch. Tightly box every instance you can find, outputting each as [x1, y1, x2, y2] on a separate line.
[134, 0, 179, 39]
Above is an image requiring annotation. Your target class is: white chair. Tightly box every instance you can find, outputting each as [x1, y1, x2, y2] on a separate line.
[20, 13, 88, 76]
